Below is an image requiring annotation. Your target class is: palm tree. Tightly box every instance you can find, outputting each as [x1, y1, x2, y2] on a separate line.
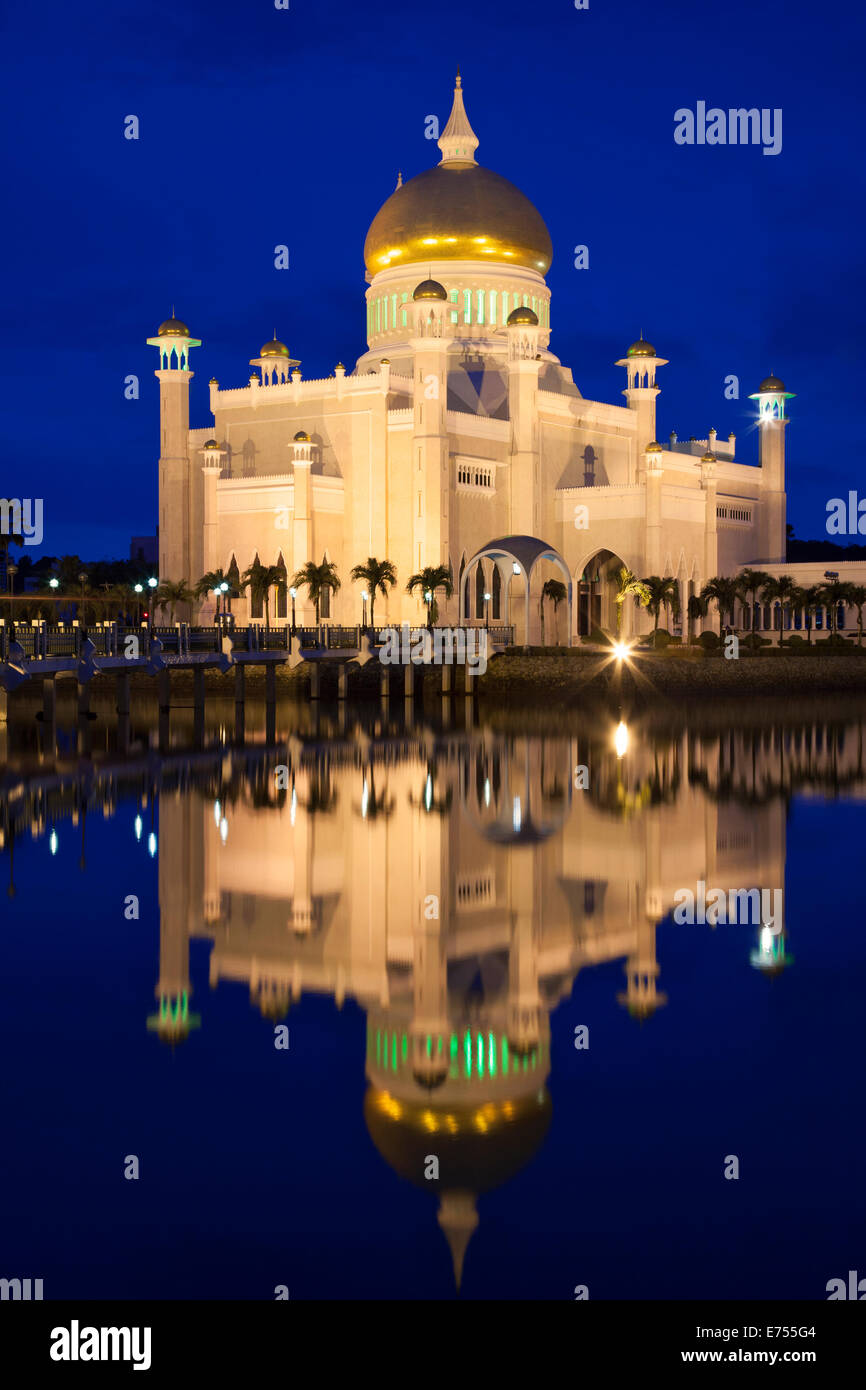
[292, 557, 341, 623]
[540, 578, 567, 645]
[845, 584, 866, 645]
[612, 566, 650, 637]
[800, 584, 824, 645]
[642, 575, 681, 635]
[406, 564, 453, 629]
[195, 569, 237, 616]
[701, 576, 739, 631]
[760, 575, 798, 645]
[155, 579, 194, 624]
[818, 577, 851, 636]
[687, 593, 706, 643]
[350, 556, 397, 629]
[736, 567, 771, 636]
[241, 558, 286, 630]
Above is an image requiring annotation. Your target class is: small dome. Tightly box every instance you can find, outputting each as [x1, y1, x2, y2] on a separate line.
[260, 337, 289, 357]
[701, 451, 717, 464]
[335, 362, 345, 370]
[413, 278, 448, 301]
[293, 430, 311, 442]
[758, 374, 785, 393]
[507, 305, 538, 326]
[627, 338, 656, 357]
[203, 439, 219, 450]
[645, 441, 663, 453]
[380, 358, 391, 365]
[209, 376, 218, 385]
[158, 316, 190, 337]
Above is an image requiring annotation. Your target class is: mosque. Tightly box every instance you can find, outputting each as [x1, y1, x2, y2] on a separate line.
[149, 75, 796, 641]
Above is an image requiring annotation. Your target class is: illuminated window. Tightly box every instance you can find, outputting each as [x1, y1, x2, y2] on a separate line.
[522, 294, 529, 307]
[450, 309, 458, 324]
[391, 293, 397, 327]
[376, 298, 380, 333]
[476, 290, 485, 324]
[531, 295, 537, 315]
[489, 290, 497, 325]
[449, 289, 458, 303]
[513, 292, 520, 311]
[401, 309, 407, 327]
[463, 289, 472, 323]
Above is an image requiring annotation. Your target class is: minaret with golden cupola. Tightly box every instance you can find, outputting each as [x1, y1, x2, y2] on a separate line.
[616, 337, 668, 482]
[409, 278, 454, 578]
[749, 374, 793, 562]
[147, 313, 201, 585]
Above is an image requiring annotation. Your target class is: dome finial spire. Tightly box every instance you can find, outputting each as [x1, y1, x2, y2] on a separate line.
[438, 72, 478, 165]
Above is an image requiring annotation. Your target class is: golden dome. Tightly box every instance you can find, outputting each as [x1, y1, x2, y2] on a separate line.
[627, 338, 656, 357]
[293, 430, 311, 442]
[364, 79, 551, 276]
[158, 315, 190, 336]
[260, 337, 289, 357]
[413, 278, 448, 301]
[365, 164, 553, 275]
[507, 305, 538, 326]
[645, 441, 662, 453]
[203, 439, 219, 450]
[701, 451, 717, 464]
[758, 374, 785, 392]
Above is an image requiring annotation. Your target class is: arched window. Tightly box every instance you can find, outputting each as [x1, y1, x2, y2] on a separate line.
[475, 563, 485, 620]
[459, 555, 467, 620]
[492, 565, 501, 620]
[250, 554, 263, 619]
[583, 445, 596, 486]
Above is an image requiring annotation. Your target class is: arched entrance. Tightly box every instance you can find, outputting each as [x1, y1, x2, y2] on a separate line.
[461, 536, 573, 646]
[574, 548, 631, 639]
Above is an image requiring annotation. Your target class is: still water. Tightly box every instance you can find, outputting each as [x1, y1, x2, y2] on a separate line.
[1, 694, 864, 1300]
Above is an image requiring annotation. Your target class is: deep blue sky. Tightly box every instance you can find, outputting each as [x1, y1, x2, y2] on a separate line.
[3, 0, 864, 559]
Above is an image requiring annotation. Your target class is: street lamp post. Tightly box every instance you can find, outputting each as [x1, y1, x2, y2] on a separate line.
[133, 582, 143, 626]
[147, 576, 158, 635]
[361, 589, 368, 631]
[424, 588, 433, 632]
[484, 591, 491, 629]
[8, 563, 17, 627]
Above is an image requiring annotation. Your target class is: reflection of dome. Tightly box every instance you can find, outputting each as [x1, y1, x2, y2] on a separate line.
[365, 1086, 551, 1288]
[412, 1063, 449, 1091]
[413, 278, 447, 301]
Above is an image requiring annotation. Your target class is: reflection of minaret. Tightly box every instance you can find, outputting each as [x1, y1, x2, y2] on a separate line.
[290, 770, 316, 936]
[147, 793, 201, 1044]
[409, 785, 450, 1088]
[507, 849, 541, 1056]
[618, 910, 667, 1019]
[437, 1191, 479, 1291]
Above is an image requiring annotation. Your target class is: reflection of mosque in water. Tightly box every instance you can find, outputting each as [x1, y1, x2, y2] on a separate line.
[148, 721, 812, 1285]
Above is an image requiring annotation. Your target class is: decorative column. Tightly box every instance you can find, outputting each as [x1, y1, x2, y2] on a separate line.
[615, 338, 668, 484]
[409, 281, 454, 593]
[290, 431, 314, 624]
[644, 441, 664, 576]
[701, 452, 719, 630]
[505, 307, 541, 537]
[200, 440, 223, 611]
[749, 375, 793, 563]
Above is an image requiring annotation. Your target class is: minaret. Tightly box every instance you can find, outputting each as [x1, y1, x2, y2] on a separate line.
[409, 279, 454, 584]
[615, 337, 668, 482]
[749, 374, 793, 562]
[644, 441, 664, 575]
[147, 313, 201, 585]
[147, 792, 201, 1045]
[506, 306, 542, 539]
[200, 440, 223, 598]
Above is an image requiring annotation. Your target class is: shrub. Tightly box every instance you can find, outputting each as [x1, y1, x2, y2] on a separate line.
[742, 631, 771, 650]
[825, 632, 847, 647]
[653, 629, 673, 649]
[584, 625, 614, 647]
[697, 630, 720, 650]
[786, 633, 806, 647]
